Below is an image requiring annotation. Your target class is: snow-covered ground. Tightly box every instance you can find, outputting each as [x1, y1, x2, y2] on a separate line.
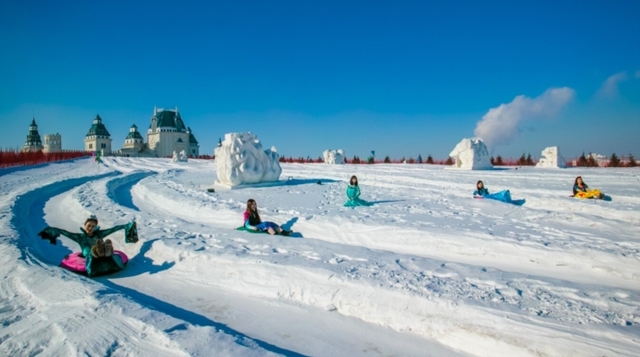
[1, 157, 639, 356]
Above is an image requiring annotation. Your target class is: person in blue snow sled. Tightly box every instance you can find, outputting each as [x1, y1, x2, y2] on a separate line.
[344, 175, 373, 207]
[243, 199, 292, 236]
[38, 215, 138, 277]
[473, 180, 525, 205]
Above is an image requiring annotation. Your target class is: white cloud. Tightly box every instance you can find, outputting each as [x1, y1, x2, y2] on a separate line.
[473, 87, 575, 149]
[596, 72, 628, 98]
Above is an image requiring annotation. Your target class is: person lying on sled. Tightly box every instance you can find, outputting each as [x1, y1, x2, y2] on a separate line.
[344, 175, 373, 207]
[473, 180, 515, 202]
[573, 176, 605, 199]
[244, 199, 291, 236]
[38, 215, 138, 277]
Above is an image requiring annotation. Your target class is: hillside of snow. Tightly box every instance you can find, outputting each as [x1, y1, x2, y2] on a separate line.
[1, 157, 639, 356]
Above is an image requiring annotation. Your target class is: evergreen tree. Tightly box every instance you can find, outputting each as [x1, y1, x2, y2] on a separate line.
[279, 156, 285, 162]
[495, 155, 504, 166]
[627, 153, 637, 167]
[408, 157, 415, 164]
[417, 154, 423, 163]
[426, 155, 434, 164]
[587, 154, 598, 167]
[608, 153, 621, 167]
[526, 153, 534, 166]
[384, 156, 391, 163]
[367, 156, 375, 164]
[401, 157, 406, 163]
[445, 157, 454, 165]
[517, 153, 527, 166]
[490, 156, 495, 165]
[577, 152, 588, 167]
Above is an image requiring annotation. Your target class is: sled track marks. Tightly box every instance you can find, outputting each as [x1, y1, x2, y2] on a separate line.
[8, 171, 308, 357]
[106, 171, 157, 211]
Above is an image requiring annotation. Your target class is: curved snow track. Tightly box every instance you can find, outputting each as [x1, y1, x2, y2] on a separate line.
[2, 161, 305, 357]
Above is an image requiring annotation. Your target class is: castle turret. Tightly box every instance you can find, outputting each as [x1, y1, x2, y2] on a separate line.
[123, 124, 144, 151]
[22, 118, 44, 152]
[84, 114, 112, 154]
[187, 126, 199, 157]
[43, 133, 62, 153]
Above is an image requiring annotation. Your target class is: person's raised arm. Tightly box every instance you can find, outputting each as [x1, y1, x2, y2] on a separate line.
[38, 227, 83, 245]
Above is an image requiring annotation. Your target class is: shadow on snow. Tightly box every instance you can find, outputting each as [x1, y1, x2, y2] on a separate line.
[106, 171, 157, 211]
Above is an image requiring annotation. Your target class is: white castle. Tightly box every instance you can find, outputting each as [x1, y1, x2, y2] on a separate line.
[144, 107, 199, 157]
[84, 107, 200, 157]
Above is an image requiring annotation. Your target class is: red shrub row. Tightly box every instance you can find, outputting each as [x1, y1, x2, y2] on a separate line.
[0, 149, 90, 168]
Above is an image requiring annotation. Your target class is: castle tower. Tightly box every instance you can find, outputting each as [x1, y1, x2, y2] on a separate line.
[147, 107, 191, 157]
[123, 124, 144, 151]
[22, 118, 44, 152]
[187, 126, 199, 157]
[43, 133, 62, 153]
[84, 114, 112, 154]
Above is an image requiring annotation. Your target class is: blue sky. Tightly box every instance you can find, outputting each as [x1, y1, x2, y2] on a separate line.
[1, 0, 639, 160]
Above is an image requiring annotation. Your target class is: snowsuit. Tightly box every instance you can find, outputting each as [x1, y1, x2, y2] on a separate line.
[38, 221, 138, 277]
[244, 211, 278, 232]
[344, 185, 372, 207]
[473, 188, 489, 197]
[573, 184, 603, 199]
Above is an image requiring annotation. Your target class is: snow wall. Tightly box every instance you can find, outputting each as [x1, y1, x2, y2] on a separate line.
[323, 149, 345, 164]
[536, 146, 566, 168]
[214, 132, 282, 186]
[449, 138, 493, 170]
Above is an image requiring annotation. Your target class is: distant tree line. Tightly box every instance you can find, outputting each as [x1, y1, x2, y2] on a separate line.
[274, 152, 638, 167]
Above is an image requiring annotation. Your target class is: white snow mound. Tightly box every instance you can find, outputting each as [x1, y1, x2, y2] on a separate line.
[214, 132, 282, 186]
[323, 149, 345, 164]
[536, 146, 566, 168]
[449, 138, 493, 170]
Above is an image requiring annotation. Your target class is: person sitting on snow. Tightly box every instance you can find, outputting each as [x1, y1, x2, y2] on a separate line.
[473, 180, 490, 197]
[573, 176, 605, 199]
[473, 180, 521, 204]
[38, 215, 138, 277]
[244, 199, 291, 236]
[344, 175, 373, 207]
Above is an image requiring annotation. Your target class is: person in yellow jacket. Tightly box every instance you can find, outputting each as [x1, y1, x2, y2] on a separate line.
[573, 176, 604, 199]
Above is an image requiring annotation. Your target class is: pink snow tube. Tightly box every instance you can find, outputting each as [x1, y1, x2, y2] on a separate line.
[60, 251, 128, 275]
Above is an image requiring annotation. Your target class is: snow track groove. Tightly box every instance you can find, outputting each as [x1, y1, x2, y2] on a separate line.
[1, 160, 296, 357]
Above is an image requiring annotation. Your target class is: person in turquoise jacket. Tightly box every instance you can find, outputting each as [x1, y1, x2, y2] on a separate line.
[344, 175, 372, 207]
[473, 180, 525, 205]
[38, 215, 138, 277]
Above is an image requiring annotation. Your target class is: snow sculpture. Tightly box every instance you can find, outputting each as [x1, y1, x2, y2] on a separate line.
[449, 138, 493, 170]
[214, 132, 282, 186]
[172, 150, 188, 162]
[536, 146, 565, 168]
[323, 149, 345, 164]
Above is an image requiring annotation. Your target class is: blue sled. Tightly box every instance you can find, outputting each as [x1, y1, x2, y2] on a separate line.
[477, 190, 526, 206]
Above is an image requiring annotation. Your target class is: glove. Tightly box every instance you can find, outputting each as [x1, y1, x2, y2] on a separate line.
[125, 221, 138, 243]
[38, 228, 58, 245]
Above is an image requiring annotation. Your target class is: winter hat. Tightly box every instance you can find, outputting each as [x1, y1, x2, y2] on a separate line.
[85, 215, 98, 225]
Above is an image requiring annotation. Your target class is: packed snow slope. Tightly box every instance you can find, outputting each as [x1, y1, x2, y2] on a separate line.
[1, 157, 639, 356]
